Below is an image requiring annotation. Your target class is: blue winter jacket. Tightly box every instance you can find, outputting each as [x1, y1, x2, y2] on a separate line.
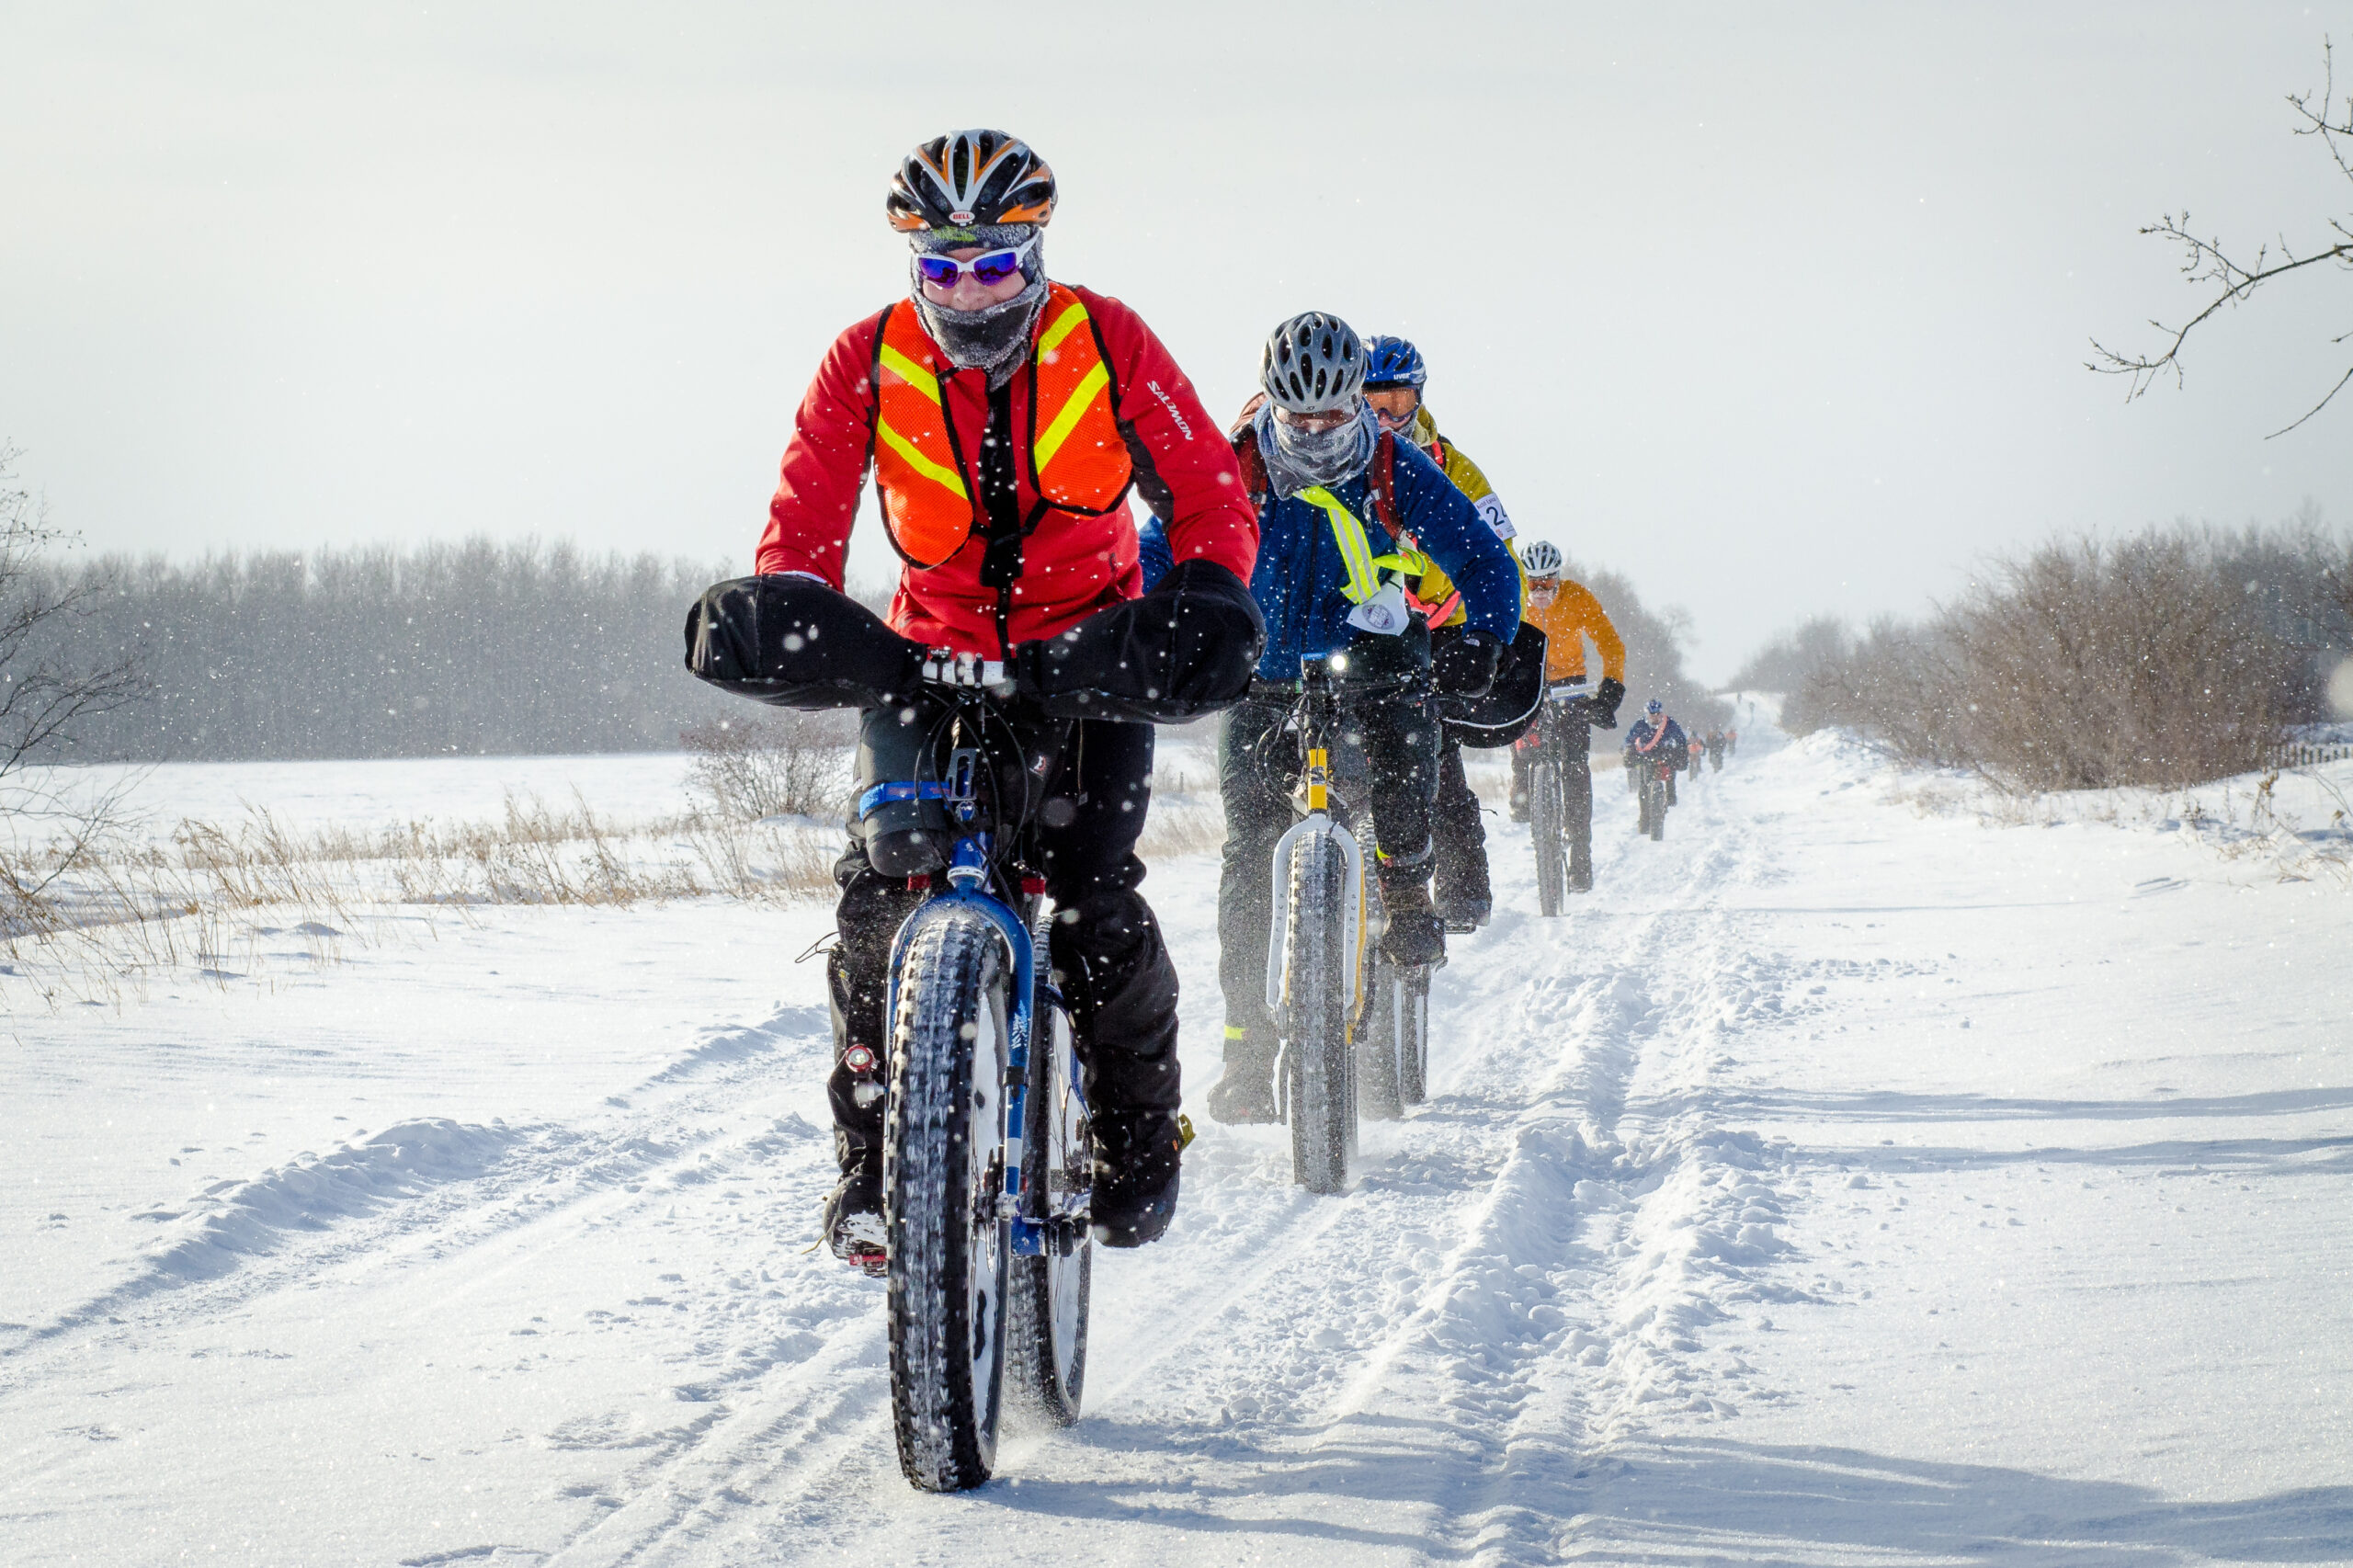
[1140, 434, 1519, 681]
[1623, 717, 1689, 769]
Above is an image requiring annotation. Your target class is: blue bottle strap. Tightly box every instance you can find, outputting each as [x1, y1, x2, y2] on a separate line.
[858, 780, 951, 818]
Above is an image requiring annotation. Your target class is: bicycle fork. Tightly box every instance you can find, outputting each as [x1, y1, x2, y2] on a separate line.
[884, 839, 1078, 1260]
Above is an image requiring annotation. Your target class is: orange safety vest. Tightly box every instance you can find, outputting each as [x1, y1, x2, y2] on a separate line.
[870, 282, 1133, 570]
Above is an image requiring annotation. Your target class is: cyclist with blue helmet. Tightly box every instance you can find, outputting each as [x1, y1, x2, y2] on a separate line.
[1357, 335, 1528, 929]
[1623, 699, 1691, 810]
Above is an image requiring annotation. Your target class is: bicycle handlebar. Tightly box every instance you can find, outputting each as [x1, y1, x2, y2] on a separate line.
[919, 648, 1013, 693]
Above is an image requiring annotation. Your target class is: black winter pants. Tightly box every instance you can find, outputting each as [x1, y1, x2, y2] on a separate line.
[1511, 706, 1595, 876]
[1430, 739, 1490, 911]
[825, 711, 1179, 1170]
[1216, 685, 1440, 1047]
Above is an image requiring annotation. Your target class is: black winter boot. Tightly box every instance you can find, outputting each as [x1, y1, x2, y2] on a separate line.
[822, 1150, 885, 1276]
[1378, 869, 1446, 969]
[1207, 1021, 1279, 1124]
[1090, 1109, 1185, 1247]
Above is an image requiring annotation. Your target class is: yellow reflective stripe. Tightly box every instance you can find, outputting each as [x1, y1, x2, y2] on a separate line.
[879, 345, 942, 403]
[1299, 485, 1382, 604]
[1033, 361, 1109, 473]
[875, 417, 968, 498]
[1037, 300, 1090, 358]
[1223, 1025, 1248, 1040]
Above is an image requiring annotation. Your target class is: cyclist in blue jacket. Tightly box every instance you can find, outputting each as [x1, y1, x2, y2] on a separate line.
[1157, 312, 1518, 1123]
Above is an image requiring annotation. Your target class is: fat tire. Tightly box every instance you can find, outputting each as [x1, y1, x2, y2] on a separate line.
[1396, 965, 1430, 1106]
[1359, 956, 1403, 1119]
[1004, 987, 1090, 1428]
[884, 908, 1011, 1493]
[1356, 820, 1403, 1121]
[1532, 758, 1567, 918]
[1283, 833, 1355, 1195]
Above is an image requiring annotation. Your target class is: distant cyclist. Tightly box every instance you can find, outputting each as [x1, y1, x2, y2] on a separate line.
[1359, 334, 1524, 927]
[1506, 540, 1626, 892]
[1706, 727, 1727, 771]
[1623, 699, 1689, 811]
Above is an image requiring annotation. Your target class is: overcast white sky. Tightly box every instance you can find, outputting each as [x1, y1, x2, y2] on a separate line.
[6, 1, 2351, 680]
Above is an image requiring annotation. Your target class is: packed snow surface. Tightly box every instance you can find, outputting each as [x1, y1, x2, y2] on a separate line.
[6, 718, 2350, 1565]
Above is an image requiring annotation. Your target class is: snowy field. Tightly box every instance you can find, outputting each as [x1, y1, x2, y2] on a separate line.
[5, 716, 2350, 1565]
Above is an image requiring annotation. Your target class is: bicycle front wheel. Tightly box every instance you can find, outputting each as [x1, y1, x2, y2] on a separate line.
[1282, 831, 1355, 1195]
[1531, 758, 1567, 918]
[884, 906, 1012, 1493]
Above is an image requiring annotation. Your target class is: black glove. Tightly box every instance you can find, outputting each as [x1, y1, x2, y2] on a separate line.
[1015, 558, 1267, 722]
[1431, 626, 1502, 698]
[1592, 676, 1626, 729]
[685, 574, 922, 710]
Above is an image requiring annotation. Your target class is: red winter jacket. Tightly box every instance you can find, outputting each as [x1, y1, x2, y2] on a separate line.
[756, 284, 1258, 655]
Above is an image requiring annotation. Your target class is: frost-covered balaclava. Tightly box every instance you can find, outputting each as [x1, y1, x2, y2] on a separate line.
[909, 222, 1048, 388]
[1253, 398, 1380, 497]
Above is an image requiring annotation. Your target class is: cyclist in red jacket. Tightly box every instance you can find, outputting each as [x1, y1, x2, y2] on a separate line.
[755, 131, 1261, 1265]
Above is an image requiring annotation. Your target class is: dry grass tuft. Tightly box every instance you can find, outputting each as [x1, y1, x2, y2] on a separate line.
[679, 711, 855, 822]
[0, 790, 842, 1007]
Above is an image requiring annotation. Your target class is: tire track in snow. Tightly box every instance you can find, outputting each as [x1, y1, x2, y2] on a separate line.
[0, 1006, 838, 1396]
[41, 765, 1813, 1568]
[659, 778, 1809, 1566]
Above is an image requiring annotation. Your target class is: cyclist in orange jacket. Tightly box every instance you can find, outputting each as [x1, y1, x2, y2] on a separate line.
[1506, 540, 1626, 892]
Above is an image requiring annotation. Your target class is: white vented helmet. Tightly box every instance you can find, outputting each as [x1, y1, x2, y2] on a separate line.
[1261, 312, 1366, 414]
[1519, 540, 1563, 576]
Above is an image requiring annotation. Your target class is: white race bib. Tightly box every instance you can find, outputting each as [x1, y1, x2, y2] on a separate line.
[1476, 494, 1516, 541]
[1345, 579, 1414, 636]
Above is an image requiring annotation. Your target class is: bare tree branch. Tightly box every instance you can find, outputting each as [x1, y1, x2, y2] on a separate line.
[2088, 36, 2353, 431]
[2267, 363, 2353, 437]
[0, 443, 154, 925]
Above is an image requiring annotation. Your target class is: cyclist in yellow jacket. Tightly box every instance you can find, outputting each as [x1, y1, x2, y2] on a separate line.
[1363, 335, 1522, 927]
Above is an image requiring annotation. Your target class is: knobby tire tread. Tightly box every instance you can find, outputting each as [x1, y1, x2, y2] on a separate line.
[884, 911, 1008, 1493]
[1285, 835, 1353, 1195]
[1005, 992, 1089, 1429]
[1533, 758, 1566, 918]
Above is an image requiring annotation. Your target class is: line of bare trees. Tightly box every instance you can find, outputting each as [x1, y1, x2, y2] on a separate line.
[1559, 554, 1730, 740]
[17, 535, 741, 762]
[1733, 520, 2353, 791]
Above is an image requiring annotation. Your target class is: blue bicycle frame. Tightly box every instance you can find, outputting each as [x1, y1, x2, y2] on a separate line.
[874, 767, 1081, 1260]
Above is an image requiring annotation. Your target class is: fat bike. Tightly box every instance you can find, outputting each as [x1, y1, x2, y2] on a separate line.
[864, 680, 1093, 1490]
[1256, 654, 1438, 1171]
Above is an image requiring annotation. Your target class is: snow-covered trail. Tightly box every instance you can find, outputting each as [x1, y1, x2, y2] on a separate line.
[6, 731, 2351, 1565]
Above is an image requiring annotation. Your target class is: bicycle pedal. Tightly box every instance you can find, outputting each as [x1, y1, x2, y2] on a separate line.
[1443, 917, 1480, 935]
[1176, 1113, 1197, 1151]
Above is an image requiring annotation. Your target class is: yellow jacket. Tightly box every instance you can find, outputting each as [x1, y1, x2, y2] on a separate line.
[1397, 408, 1515, 627]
